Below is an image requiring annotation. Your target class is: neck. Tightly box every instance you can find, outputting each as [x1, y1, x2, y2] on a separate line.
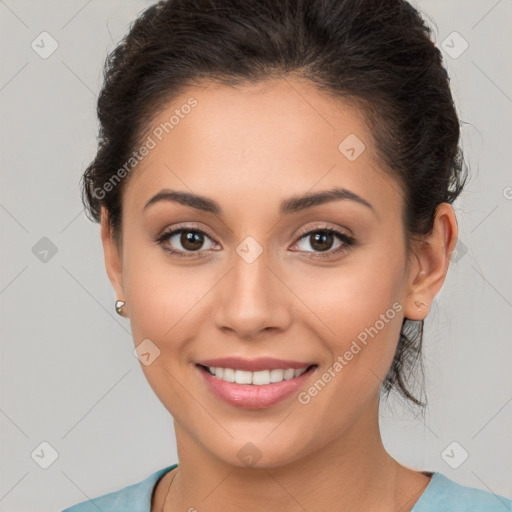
[157, 395, 426, 512]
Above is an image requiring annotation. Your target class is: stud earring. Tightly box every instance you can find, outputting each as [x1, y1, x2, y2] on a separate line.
[115, 299, 126, 316]
[414, 301, 428, 310]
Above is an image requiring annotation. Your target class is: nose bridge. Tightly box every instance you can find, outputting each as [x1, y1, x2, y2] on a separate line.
[213, 237, 291, 338]
[233, 241, 270, 301]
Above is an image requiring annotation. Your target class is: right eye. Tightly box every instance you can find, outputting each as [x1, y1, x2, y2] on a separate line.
[154, 225, 220, 258]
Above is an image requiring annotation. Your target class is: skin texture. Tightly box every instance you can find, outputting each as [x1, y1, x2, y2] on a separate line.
[100, 78, 458, 511]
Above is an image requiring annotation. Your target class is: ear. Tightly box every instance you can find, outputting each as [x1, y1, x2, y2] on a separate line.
[100, 206, 127, 316]
[403, 203, 459, 320]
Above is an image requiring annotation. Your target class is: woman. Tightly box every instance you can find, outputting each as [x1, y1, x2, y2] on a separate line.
[62, 0, 511, 510]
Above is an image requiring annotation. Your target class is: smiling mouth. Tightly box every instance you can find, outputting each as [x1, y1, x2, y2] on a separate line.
[197, 364, 318, 385]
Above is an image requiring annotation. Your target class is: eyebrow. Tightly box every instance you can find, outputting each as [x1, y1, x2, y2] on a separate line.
[143, 187, 375, 217]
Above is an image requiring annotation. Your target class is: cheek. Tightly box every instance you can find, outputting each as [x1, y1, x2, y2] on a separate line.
[121, 245, 209, 413]
[293, 254, 405, 378]
[122, 243, 217, 346]
[299, 254, 403, 332]
[127, 276, 200, 342]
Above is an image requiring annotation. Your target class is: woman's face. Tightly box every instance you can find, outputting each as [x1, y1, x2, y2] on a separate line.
[103, 78, 423, 467]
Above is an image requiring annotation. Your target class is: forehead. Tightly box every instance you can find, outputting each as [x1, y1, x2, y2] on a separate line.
[123, 78, 402, 216]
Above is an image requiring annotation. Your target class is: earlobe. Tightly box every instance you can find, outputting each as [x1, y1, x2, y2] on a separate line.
[100, 206, 127, 315]
[404, 203, 458, 320]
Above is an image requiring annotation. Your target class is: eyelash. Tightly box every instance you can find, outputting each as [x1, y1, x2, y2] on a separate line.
[153, 223, 356, 260]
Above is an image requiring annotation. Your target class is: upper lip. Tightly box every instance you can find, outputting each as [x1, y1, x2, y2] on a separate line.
[196, 357, 316, 372]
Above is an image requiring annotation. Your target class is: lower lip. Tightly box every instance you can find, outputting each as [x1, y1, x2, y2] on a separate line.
[196, 364, 317, 409]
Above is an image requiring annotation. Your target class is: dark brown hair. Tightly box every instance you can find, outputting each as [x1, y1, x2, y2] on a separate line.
[81, 0, 468, 408]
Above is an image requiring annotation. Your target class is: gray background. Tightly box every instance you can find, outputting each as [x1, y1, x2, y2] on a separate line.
[0, 1, 511, 511]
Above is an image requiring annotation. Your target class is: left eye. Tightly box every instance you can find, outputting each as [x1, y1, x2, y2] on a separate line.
[292, 228, 355, 255]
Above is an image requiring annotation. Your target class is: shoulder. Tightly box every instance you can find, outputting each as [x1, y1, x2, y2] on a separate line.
[60, 464, 178, 512]
[413, 472, 512, 512]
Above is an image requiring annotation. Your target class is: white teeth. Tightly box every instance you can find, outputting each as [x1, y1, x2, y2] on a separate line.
[269, 369, 284, 383]
[284, 368, 296, 380]
[253, 370, 270, 385]
[222, 368, 235, 382]
[205, 365, 310, 385]
[235, 370, 253, 384]
[294, 367, 308, 378]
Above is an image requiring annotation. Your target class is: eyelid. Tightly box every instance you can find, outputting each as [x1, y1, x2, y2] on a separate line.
[293, 222, 352, 240]
[163, 222, 218, 242]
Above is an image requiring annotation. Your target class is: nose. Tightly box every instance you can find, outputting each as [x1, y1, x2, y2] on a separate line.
[212, 249, 292, 341]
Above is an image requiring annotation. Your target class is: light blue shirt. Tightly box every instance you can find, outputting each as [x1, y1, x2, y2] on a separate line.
[61, 464, 512, 512]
